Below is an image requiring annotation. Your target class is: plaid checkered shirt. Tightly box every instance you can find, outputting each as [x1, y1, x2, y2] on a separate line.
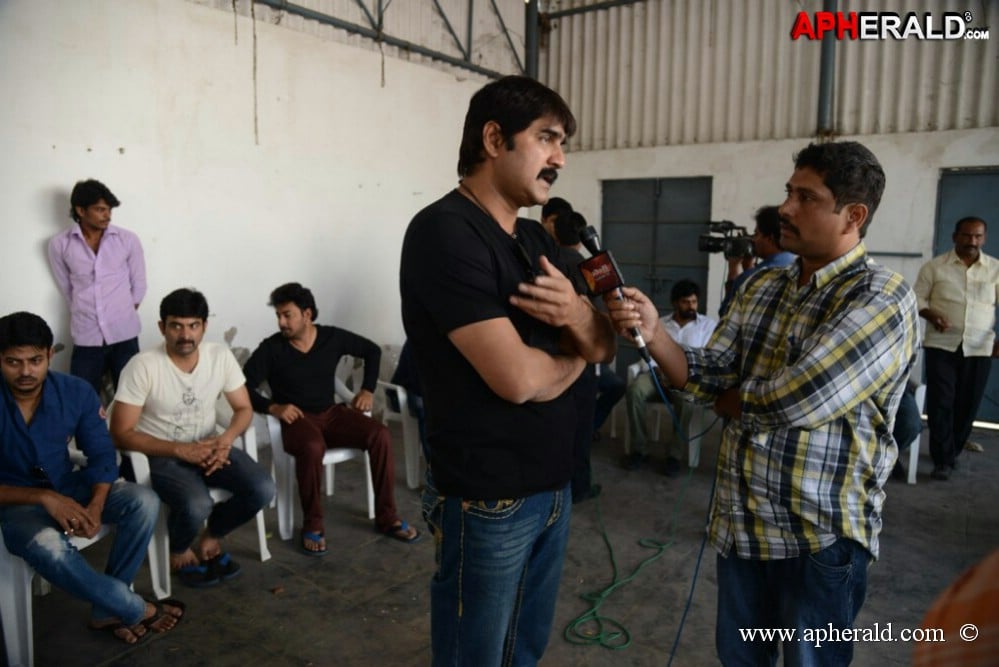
[683, 243, 920, 561]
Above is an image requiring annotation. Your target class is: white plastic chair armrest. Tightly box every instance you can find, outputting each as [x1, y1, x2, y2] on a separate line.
[376, 379, 408, 415]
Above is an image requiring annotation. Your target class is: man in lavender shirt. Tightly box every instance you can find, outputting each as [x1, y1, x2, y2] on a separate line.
[48, 180, 146, 398]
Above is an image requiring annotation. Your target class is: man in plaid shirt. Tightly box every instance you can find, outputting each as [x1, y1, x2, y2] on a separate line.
[608, 141, 919, 666]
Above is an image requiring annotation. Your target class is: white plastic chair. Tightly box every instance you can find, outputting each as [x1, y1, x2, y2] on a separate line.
[1, 527, 111, 667]
[1, 443, 111, 667]
[626, 362, 710, 468]
[268, 364, 376, 542]
[906, 384, 927, 485]
[120, 422, 271, 601]
[268, 414, 375, 541]
[376, 379, 423, 490]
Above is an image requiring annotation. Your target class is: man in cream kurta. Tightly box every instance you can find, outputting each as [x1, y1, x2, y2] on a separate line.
[914, 217, 999, 480]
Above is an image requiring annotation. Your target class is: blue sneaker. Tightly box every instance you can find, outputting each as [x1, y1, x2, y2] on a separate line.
[207, 552, 242, 582]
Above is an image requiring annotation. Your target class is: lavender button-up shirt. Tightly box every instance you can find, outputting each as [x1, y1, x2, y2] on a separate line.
[47, 224, 147, 346]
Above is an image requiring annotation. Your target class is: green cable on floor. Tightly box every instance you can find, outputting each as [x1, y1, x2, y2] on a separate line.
[562, 462, 696, 650]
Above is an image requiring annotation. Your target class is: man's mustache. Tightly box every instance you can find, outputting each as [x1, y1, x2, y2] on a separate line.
[780, 222, 799, 237]
[539, 169, 558, 185]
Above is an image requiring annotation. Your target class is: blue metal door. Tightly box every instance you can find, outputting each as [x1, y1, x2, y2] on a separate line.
[601, 177, 712, 371]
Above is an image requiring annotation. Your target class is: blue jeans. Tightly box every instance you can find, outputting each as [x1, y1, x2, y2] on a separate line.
[422, 475, 571, 667]
[0, 476, 159, 625]
[716, 538, 870, 666]
[70, 337, 140, 397]
[892, 387, 921, 453]
[149, 446, 274, 553]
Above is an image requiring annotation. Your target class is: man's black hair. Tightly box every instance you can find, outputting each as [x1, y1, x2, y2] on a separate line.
[792, 141, 885, 237]
[159, 288, 209, 322]
[269, 282, 318, 321]
[554, 211, 586, 246]
[0, 312, 54, 352]
[670, 279, 700, 303]
[755, 205, 783, 246]
[542, 196, 573, 221]
[69, 179, 120, 223]
[457, 75, 576, 178]
[954, 216, 987, 234]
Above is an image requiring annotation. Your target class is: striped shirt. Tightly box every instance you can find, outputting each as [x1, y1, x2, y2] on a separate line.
[684, 243, 920, 560]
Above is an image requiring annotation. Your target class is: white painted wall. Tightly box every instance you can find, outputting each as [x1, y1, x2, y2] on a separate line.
[3, 0, 997, 378]
[550, 128, 999, 316]
[0, 0, 486, 370]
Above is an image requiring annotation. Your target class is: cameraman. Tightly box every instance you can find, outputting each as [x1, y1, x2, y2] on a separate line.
[718, 205, 796, 317]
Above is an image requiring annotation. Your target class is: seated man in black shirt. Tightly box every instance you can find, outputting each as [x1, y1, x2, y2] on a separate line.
[243, 283, 418, 556]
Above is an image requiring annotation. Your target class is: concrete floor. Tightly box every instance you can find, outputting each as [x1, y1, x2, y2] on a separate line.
[12, 419, 999, 667]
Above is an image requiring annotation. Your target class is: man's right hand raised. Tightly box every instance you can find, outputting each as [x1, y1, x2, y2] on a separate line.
[604, 286, 662, 346]
[269, 403, 304, 424]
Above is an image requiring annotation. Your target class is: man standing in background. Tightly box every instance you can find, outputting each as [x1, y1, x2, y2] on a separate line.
[914, 217, 998, 480]
[48, 179, 146, 399]
[718, 205, 796, 317]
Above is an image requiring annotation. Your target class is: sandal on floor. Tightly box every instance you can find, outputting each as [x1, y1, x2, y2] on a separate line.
[148, 597, 186, 621]
[206, 552, 242, 581]
[380, 520, 422, 544]
[140, 599, 185, 633]
[89, 620, 146, 644]
[300, 530, 328, 556]
[176, 562, 220, 588]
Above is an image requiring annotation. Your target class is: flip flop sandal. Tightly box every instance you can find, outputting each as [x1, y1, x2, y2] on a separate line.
[300, 530, 328, 556]
[206, 552, 242, 581]
[176, 562, 220, 588]
[140, 599, 185, 633]
[380, 520, 422, 544]
[146, 597, 187, 622]
[89, 621, 146, 644]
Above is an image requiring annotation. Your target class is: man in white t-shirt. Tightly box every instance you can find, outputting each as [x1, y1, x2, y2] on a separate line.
[111, 288, 274, 588]
[623, 279, 717, 474]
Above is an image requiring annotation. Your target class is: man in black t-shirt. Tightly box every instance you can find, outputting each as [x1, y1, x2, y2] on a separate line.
[243, 282, 419, 556]
[400, 76, 616, 666]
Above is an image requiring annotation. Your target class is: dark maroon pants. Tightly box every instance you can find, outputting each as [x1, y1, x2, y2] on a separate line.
[280, 404, 399, 534]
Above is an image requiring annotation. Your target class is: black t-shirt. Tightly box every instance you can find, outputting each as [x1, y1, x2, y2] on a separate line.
[400, 189, 576, 499]
[243, 325, 381, 415]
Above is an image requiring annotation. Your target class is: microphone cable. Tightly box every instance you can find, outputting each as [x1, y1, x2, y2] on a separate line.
[562, 365, 721, 660]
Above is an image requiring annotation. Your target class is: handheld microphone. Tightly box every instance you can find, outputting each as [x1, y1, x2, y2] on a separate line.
[578, 226, 657, 369]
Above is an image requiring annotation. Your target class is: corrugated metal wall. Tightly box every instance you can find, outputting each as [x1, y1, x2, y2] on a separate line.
[539, 0, 998, 151]
[190, 0, 524, 78]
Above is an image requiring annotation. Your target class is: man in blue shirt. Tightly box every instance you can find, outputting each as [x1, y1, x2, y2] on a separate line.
[0, 311, 183, 645]
[718, 205, 797, 317]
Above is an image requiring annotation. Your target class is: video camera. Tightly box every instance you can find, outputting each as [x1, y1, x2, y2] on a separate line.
[697, 221, 754, 259]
